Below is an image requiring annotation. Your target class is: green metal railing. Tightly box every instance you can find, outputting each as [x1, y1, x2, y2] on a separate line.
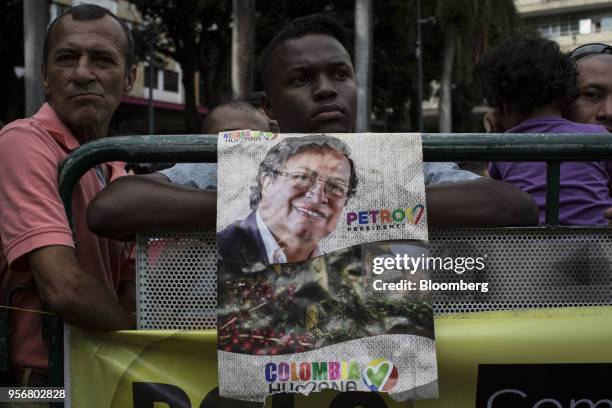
[59, 133, 612, 227]
[49, 132, 612, 400]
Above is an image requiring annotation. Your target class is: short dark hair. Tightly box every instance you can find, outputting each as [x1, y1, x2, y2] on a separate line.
[249, 135, 358, 210]
[259, 14, 353, 91]
[202, 100, 262, 133]
[244, 91, 267, 109]
[473, 33, 576, 115]
[43, 4, 135, 74]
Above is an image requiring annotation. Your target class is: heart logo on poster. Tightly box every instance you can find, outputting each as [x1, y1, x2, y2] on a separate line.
[362, 358, 399, 392]
[366, 362, 390, 387]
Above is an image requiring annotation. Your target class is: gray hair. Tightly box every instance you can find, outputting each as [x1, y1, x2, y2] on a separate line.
[43, 4, 135, 74]
[249, 135, 358, 210]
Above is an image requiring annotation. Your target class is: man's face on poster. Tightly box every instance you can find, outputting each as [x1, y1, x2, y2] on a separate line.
[258, 148, 351, 248]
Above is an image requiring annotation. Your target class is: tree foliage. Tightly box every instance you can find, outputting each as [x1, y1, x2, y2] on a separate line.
[131, 0, 232, 132]
[436, 0, 518, 132]
[128, 0, 516, 133]
[372, 0, 443, 131]
[254, 0, 446, 131]
[254, 0, 354, 86]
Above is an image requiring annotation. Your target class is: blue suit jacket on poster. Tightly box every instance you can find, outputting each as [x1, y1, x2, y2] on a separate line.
[217, 211, 268, 264]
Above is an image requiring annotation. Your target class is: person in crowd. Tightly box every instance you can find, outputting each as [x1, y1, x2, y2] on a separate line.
[565, 43, 612, 223]
[88, 14, 537, 242]
[218, 135, 357, 264]
[203, 99, 273, 136]
[0, 5, 137, 390]
[89, 98, 273, 241]
[126, 99, 272, 177]
[564, 43, 612, 133]
[244, 91, 280, 132]
[475, 34, 611, 225]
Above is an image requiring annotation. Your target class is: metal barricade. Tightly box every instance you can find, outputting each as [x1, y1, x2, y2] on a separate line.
[50, 133, 612, 405]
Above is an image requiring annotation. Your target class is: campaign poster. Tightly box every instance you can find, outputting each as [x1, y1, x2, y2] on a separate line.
[216, 131, 437, 402]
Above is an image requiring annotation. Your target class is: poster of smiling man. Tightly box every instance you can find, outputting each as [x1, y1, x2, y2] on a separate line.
[216, 131, 437, 403]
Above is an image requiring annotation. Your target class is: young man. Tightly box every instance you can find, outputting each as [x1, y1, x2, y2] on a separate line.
[475, 34, 611, 225]
[0, 5, 136, 388]
[88, 14, 537, 241]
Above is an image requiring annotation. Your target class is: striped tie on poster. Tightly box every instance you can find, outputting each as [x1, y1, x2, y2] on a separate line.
[216, 131, 438, 402]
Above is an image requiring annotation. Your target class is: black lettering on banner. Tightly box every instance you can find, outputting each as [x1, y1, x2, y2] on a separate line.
[132, 382, 191, 408]
[476, 364, 612, 408]
[269, 383, 283, 393]
[345, 381, 357, 391]
[133, 384, 266, 408]
[199, 387, 263, 408]
[318, 383, 329, 391]
[329, 392, 387, 408]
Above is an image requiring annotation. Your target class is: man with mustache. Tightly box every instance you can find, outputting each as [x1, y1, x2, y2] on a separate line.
[563, 43, 612, 223]
[0, 4, 136, 390]
[218, 135, 357, 264]
[88, 14, 537, 241]
[564, 43, 612, 133]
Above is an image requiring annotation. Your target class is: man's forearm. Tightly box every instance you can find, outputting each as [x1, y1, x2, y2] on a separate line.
[88, 175, 217, 240]
[49, 273, 135, 331]
[29, 246, 135, 331]
[426, 178, 539, 227]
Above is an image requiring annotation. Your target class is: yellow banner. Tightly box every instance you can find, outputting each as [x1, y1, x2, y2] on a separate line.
[70, 306, 612, 407]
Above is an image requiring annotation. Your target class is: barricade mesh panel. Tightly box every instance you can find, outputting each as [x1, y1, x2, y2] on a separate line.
[137, 228, 612, 330]
[429, 228, 612, 314]
[137, 232, 217, 330]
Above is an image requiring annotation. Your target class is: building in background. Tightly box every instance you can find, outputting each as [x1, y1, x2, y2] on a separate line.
[50, 0, 207, 134]
[516, 0, 612, 51]
[420, 0, 612, 131]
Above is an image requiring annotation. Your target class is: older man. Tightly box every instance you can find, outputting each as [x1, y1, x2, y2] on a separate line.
[218, 136, 357, 264]
[0, 5, 136, 388]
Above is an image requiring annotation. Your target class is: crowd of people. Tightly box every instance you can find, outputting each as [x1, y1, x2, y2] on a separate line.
[0, 3, 610, 398]
[475, 35, 612, 225]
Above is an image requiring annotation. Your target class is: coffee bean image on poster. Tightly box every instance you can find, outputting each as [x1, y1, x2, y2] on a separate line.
[217, 242, 434, 355]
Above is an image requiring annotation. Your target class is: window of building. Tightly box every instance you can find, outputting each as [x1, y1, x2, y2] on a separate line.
[144, 67, 159, 89]
[163, 70, 179, 92]
[528, 11, 612, 38]
[579, 19, 593, 35]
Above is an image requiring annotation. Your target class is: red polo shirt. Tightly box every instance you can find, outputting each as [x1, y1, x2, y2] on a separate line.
[0, 103, 132, 372]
